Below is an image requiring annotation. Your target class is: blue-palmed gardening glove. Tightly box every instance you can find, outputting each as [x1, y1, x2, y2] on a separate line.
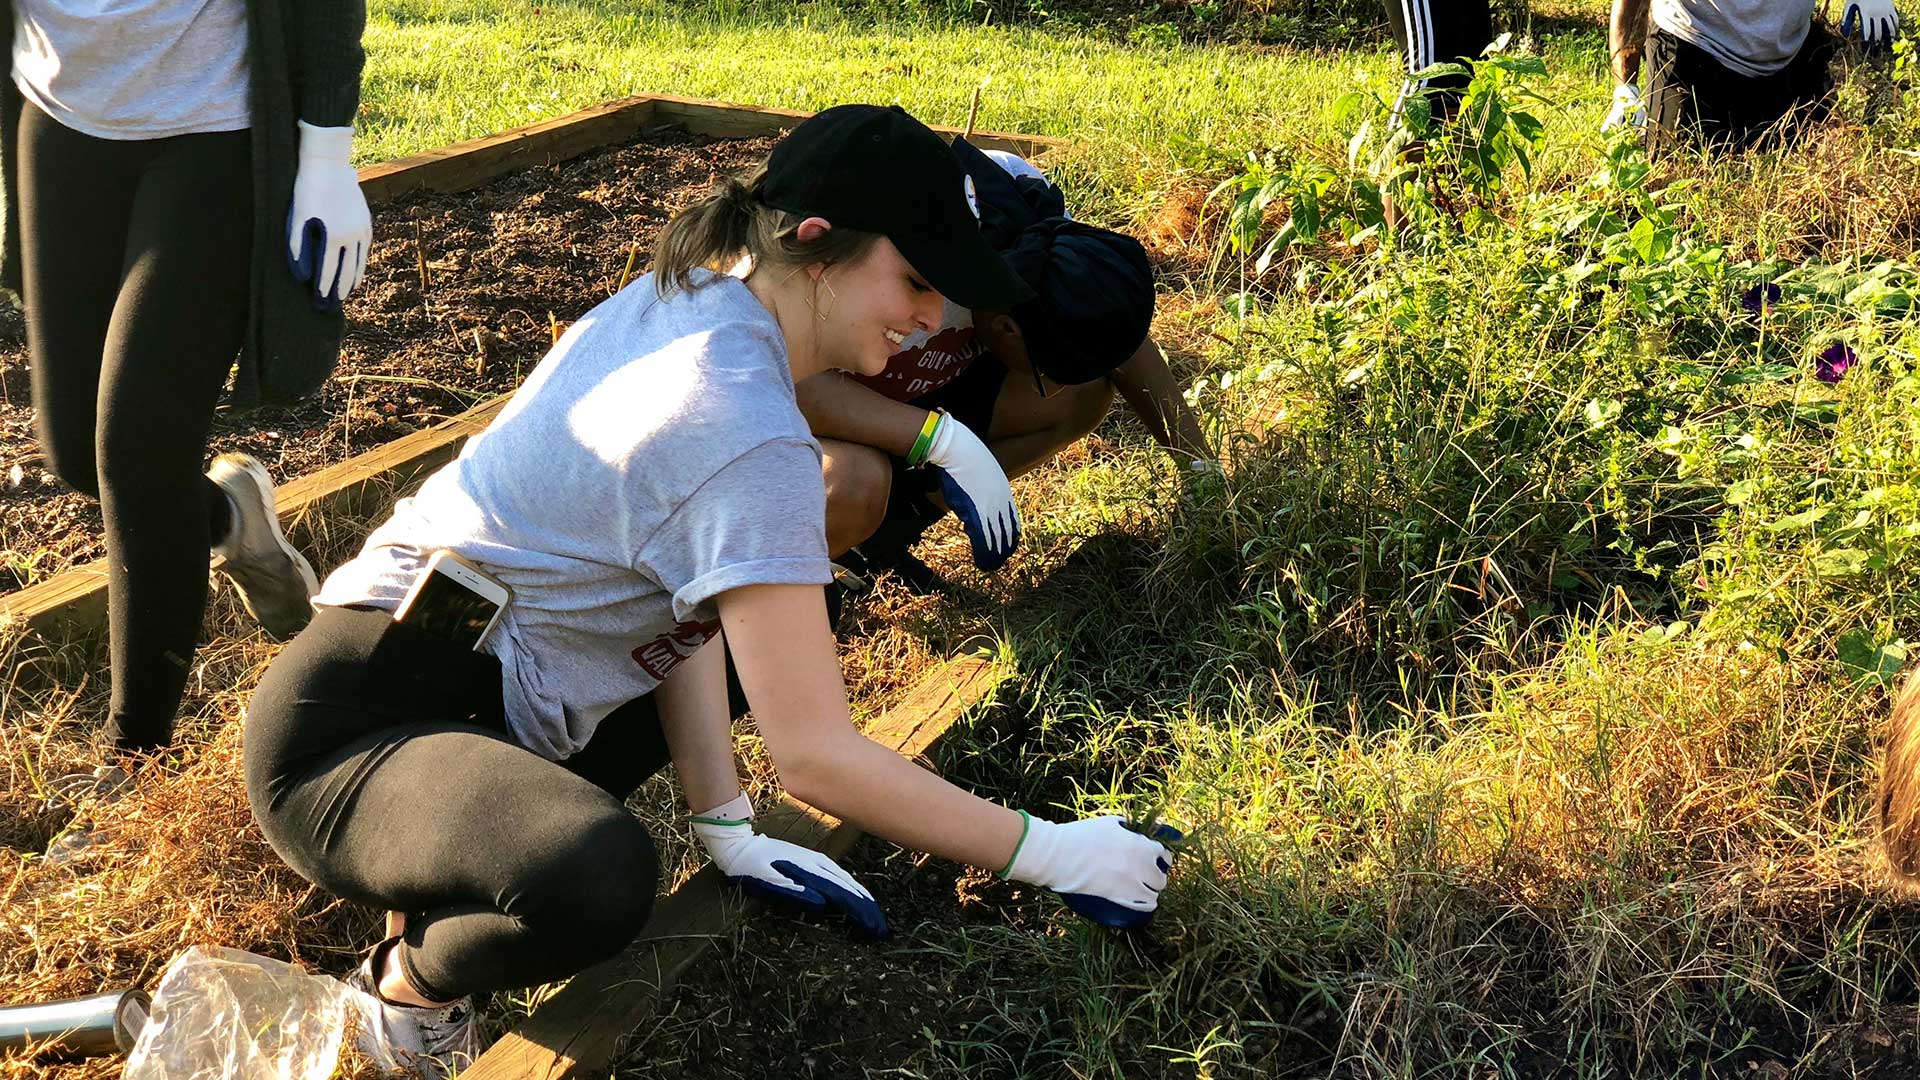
[286, 121, 372, 312]
[915, 409, 1020, 571]
[1842, 0, 1900, 52]
[1002, 813, 1180, 929]
[1601, 83, 1645, 133]
[692, 795, 890, 938]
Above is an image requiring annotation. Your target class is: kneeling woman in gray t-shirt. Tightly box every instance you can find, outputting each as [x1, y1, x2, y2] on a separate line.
[243, 104, 1177, 1077]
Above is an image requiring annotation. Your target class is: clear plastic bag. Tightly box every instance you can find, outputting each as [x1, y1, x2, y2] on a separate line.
[123, 946, 354, 1080]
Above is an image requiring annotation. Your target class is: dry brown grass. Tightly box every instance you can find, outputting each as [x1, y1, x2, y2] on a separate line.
[1675, 79, 1920, 265]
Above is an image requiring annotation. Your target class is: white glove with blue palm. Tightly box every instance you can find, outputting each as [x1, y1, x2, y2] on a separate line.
[918, 410, 1021, 571]
[1842, 0, 1900, 52]
[1602, 83, 1645, 133]
[1002, 813, 1180, 929]
[286, 121, 372, 311]
[692, 795, 889, 938]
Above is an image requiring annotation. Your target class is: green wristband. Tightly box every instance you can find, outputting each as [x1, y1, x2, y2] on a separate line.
[688, 815, 750, 827]
[907, 409, 944, 468]
[997, 809, 1032, 880]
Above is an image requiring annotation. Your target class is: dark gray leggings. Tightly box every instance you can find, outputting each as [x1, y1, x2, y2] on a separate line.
[244, 605, 668, 1001]
[17, 100, 245, 752]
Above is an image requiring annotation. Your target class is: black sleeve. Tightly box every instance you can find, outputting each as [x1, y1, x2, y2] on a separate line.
[288, 0, 367, 128]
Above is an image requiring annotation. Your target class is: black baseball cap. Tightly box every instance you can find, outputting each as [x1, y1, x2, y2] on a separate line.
[758, 104, 1032, 311]
[1005, 217, 1156, 388]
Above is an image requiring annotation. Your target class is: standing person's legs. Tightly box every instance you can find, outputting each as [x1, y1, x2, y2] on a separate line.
[246, 607, 662, 1002]
[17, 103, 139, 509]
[93, 128, 252, 751]
[17, 105, 249, 752]
[1384, 0, 1496, 125]
[1380, 0, 1495, 227]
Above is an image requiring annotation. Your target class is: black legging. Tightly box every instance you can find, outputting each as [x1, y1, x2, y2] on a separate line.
[17, 101, 245, 751]
[244, 605, 667, 1001]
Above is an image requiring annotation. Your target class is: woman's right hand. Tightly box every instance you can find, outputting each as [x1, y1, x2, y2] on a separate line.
[1002, 814, 1178, 929]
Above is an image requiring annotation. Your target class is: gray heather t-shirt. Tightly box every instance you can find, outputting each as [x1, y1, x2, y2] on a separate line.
[1653, 0, 1813, 78]
[316, 270, 832, 761]
[12, 0, 251, 139]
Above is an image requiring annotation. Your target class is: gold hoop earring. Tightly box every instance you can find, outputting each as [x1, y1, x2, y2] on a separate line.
[813, 277, 837, 322]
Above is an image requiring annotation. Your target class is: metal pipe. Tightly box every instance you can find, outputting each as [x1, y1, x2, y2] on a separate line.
[0, 989, 150, 1059]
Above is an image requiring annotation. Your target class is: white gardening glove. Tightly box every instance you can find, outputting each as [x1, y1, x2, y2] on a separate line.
[920, 410, 1021, 571]
[1842, 0, 1900, 52]
[691, 795, 889, 938]
[1002, 813, 1180, 929]
[286, 120, 372, 311]
[1602, 83, 1645, 132]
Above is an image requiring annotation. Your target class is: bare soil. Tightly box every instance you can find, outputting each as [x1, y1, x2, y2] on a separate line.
[0, 126, 778, 593]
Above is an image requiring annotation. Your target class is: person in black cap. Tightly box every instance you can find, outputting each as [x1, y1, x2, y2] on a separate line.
[242, 103, 1179, 1076]
[796, 137, 1215, 593]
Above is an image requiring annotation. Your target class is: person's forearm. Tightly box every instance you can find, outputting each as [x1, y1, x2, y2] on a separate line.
[652, 635, 743, 816]
[1110, 337, 1214, 464]
[794, 372, 931, 455]
[718, 583, 1025, 871]
[791, 727, 1027, 870]
[1610, 0, 1652, 85]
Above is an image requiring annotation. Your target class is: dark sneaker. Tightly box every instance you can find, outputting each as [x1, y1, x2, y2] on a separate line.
[208, 454, 318, 641]
[853, 546, 946, 595]
[345, 941, 482, 1079]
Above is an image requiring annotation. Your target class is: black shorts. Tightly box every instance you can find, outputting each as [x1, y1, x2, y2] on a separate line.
[1644, 23, 1836, 154]
[1384, 0, 1495, 122]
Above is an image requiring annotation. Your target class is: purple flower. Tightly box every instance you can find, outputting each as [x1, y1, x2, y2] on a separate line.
[1741, 282, 1781, 316]
[1816, 342, 1856, 384]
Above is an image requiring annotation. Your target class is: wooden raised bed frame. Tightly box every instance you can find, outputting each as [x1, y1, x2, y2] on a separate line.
[0, 92, 1065, 639]
[466, 656, 1006, 1080]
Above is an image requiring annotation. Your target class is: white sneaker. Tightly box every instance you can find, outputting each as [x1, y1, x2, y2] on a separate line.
[344, 944, 482, 1079]
[208, 453, 318, 642]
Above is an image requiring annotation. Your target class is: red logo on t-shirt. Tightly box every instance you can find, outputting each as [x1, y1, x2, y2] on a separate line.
[631, 618, 721, 681]
[854, 326, 988, 402]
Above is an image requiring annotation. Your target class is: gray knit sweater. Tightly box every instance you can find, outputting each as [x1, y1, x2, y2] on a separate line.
[0, 0, 366, 410]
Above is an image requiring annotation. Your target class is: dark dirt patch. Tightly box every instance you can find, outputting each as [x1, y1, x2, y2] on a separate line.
[613, 835, 1067, 1080]
[0, 126, 777, 593]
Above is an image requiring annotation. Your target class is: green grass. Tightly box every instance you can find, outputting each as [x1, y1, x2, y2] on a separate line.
[359, 0, 1626, 217]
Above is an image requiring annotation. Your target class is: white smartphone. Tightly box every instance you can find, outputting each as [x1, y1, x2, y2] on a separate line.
[393, 550, 512, 651]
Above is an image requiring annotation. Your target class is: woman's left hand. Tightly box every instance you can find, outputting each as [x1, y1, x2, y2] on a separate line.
[286, 121, 372, 311]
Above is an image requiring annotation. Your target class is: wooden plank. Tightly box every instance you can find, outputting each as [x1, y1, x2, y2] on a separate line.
[648, 93, 1070, 162]
[357, 96, 662, 206]
[0, 397, 509, 639]
[462, 656, 1005, 1080]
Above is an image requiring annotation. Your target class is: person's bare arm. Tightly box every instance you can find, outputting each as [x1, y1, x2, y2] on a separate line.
[651, 633, 741, 815]
[1611, 0, 1653, 85]
[717, 582, 1024, 870]
[794, 371, 932, 456]
[1108, 337, 1213, 465]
